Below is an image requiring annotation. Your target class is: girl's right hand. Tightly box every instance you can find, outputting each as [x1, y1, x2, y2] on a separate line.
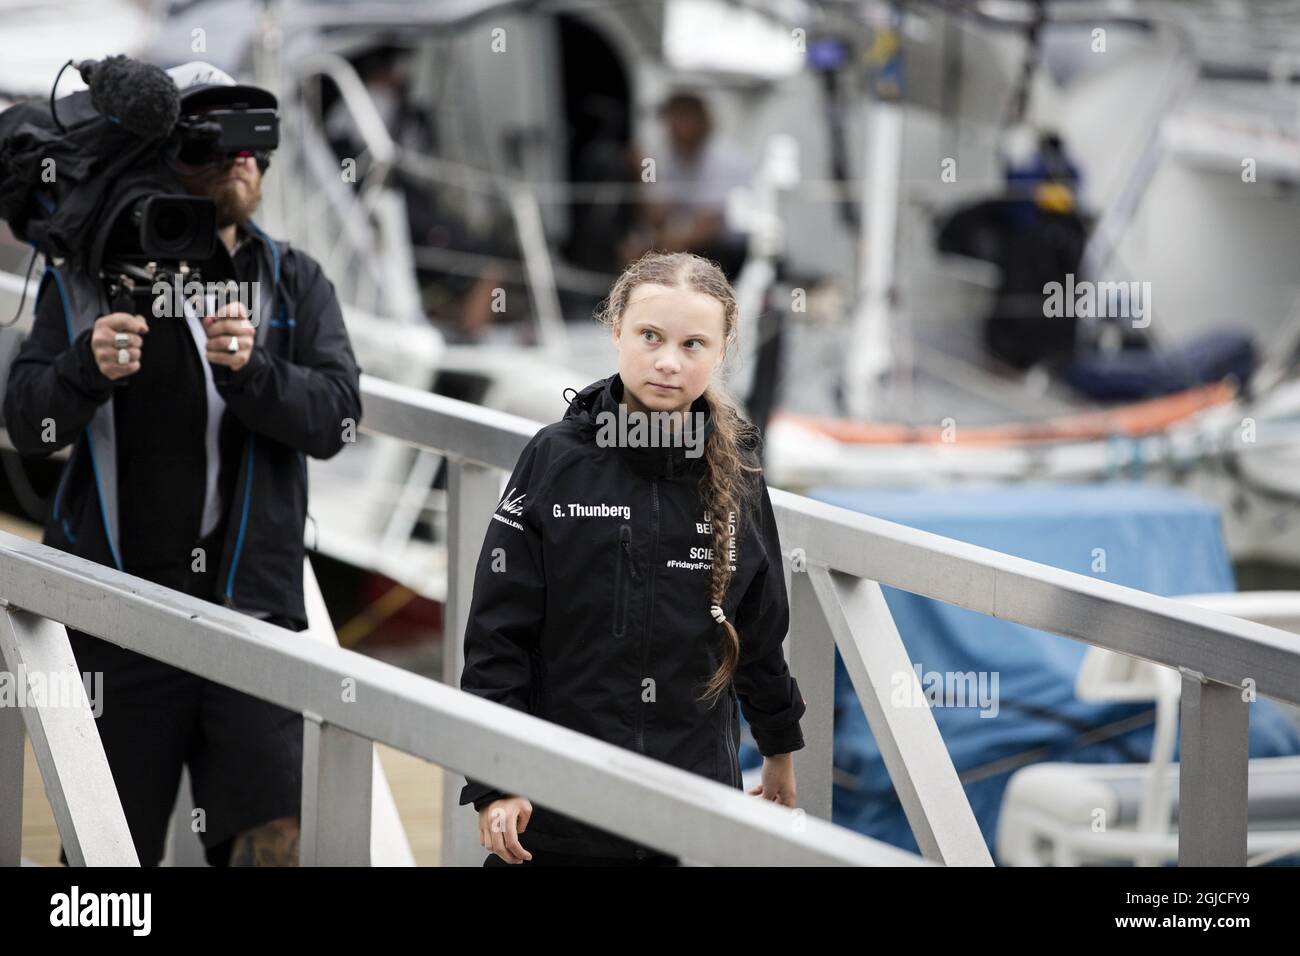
[479, 796, 534, 863]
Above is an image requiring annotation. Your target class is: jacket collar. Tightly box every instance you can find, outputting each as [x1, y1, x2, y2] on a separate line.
[564, 373, 715, 480]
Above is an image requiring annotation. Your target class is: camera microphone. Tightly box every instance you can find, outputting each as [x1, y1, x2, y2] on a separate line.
[76, 55, 180, 140]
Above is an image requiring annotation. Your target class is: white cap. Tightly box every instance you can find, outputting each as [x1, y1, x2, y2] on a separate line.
[164, 60, 277, 111]
[166, 60, 239, 90]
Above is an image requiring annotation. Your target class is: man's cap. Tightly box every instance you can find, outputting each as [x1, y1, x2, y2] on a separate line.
[166, 61, 278, 113]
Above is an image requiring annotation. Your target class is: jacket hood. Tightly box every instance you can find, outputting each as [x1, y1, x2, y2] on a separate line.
[563, 372, 715, 480]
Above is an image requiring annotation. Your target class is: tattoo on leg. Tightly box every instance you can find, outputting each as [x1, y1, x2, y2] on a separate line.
[229, 817, 300, 867]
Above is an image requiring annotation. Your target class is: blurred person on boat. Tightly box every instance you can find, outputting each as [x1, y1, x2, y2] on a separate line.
[619, 91, 753, 282]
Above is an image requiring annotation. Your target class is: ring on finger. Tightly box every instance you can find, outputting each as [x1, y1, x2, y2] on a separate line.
[117, 348, 130, 365]
[114, 332, 129, 349]
[227, 334, 239, 353]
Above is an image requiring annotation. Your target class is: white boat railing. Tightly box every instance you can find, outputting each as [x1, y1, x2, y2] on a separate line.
[5, 372, 1300, 866]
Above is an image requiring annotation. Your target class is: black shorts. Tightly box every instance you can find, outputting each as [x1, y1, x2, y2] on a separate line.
[61, 624, 304, 867]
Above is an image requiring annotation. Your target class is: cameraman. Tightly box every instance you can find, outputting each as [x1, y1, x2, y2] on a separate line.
[2, 62, 363, 866]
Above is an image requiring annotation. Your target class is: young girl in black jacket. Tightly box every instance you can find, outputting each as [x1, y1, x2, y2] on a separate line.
[459, 251, 806, 866]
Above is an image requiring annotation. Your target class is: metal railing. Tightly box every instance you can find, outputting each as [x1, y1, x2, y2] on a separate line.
[0, 521, 908, 866]
[5, 372, 1300, 865]
[278, 52, 424, 329]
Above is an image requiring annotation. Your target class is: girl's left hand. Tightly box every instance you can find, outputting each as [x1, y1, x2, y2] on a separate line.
[748, 752, 797, 808]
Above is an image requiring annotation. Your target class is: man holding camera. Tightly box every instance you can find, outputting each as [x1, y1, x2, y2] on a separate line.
[3, 62, 363, 866]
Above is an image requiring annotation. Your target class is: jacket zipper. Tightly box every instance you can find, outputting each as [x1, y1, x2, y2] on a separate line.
[614, 524, 637, 637]
[636, 478, 660, 753]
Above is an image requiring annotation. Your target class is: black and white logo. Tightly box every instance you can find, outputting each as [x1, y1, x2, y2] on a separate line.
[493, 487, 526, 531]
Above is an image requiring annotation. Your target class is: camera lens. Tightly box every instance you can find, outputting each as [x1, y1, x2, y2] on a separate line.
[152, 203, 193, 249]
[133, 195, 216, 261]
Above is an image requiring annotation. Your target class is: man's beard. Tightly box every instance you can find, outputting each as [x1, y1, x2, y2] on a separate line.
[210, 177, 263, 228]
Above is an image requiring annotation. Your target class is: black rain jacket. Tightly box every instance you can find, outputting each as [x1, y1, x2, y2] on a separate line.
[2, 223, 363, 628]
[458, 372, 806, 858]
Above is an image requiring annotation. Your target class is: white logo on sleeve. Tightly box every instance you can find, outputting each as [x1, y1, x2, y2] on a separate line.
[492, 488, 526, 530]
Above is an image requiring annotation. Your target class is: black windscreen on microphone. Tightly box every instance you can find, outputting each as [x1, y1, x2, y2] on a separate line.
[77, 55, 180, 140]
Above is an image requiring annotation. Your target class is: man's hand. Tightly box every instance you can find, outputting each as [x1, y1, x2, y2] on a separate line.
[479, 796, 533, 864]
[203, 301, 256, 372]
[91, 313, 148, 381]
[747, 752, 797, 808]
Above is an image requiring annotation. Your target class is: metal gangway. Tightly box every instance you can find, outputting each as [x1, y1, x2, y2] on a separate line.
[4, 372, 1300, 866]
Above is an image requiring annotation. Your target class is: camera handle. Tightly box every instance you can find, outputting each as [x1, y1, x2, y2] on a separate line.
[103, 263, 233, 389]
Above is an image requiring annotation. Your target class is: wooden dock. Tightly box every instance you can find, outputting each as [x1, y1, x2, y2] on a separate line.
[21, 737, 445, 866]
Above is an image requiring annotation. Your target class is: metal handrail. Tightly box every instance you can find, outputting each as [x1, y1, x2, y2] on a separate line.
[0, 527, 912, 866]
[278, 55, 569, 349]
[284, 55, 425, 323]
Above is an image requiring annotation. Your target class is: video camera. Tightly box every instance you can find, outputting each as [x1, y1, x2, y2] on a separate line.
[98, 105, 281, 316]
[83, 59, 280, 332]
[173, 105, 280, 171]
[1, 54, 281, 348]
[98, 194, 218, 320]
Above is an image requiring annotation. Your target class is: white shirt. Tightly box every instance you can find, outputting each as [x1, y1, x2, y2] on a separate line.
[649, 140, 752, 239]
[181, 291, 229, 539]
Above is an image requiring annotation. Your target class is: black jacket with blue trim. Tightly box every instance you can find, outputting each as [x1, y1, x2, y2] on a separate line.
[2, 222, 363, 627]
[458, 372, 806, 858]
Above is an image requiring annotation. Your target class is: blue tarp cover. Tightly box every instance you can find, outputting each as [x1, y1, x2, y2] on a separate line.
[737, 482, 1300, 859]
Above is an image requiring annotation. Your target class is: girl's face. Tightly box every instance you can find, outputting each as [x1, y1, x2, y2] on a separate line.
[612, 283, 727, 417]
